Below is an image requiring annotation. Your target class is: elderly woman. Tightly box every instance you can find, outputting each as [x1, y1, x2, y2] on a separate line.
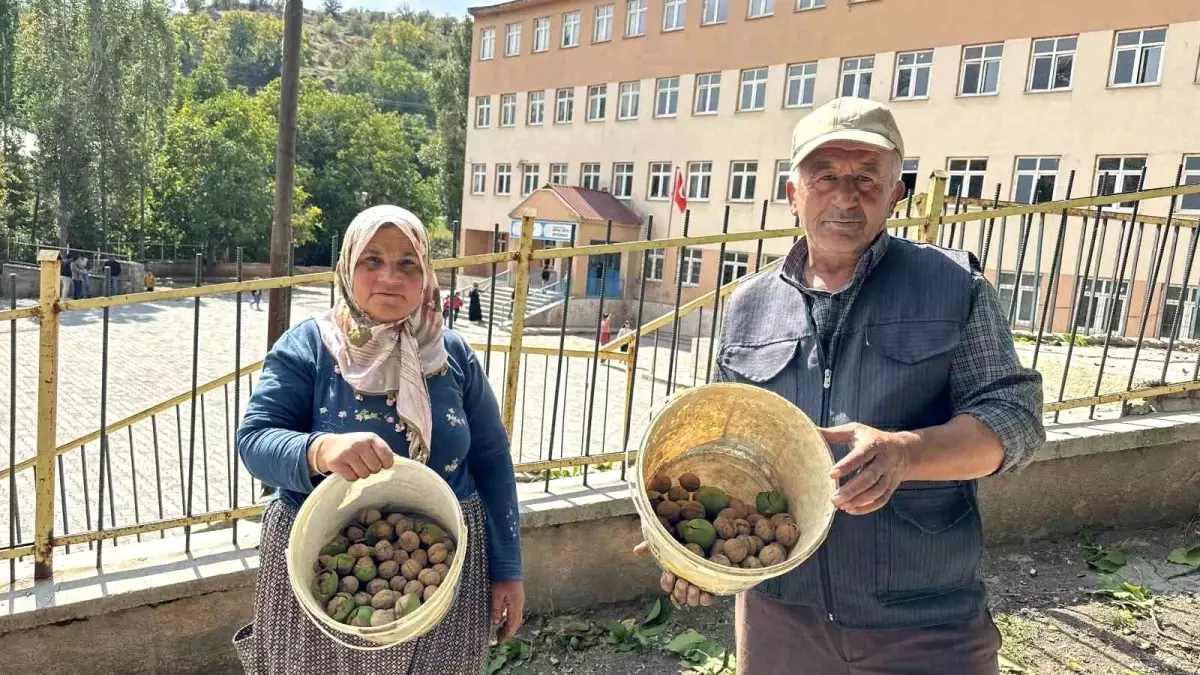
[234, 206, 524, 674]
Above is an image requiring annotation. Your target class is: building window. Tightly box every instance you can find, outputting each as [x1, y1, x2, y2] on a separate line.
[613, 162, 635, 198]
[900, 158, 919, 196]
[495, 163, 512, 195]
[1028, 36, 1075, 91]
[721, 251, 749, 285]
[728, 161, 757, 201]
[663, 0, 685, 31]
[594, 5, 613, 42]
[521, 163, 540, 196]
[648, 162, 672, 199]
[947, 158, 987, 199]
[644, 248, 665, 281]
[555, 88, 574, 123]
[475, 96, 491, 128]
[680, 249, 703, 286]
[527, 91, 545, 125]
[562, 11, 580, 47]
[656, 77, 680, 117]
[500, 94, 517, 127]
[702, 0, 727, 25]
[687, 161, 712, 200]
[1013, 157, 1058, 204]
[1159, 286, 1200, 339]
[549, 163, 568, 185]
[774, 160, 789, 202]
[1096, 156, 1146, 209]
[587, 85, 607, 121]
[893, 50, 932, 100]
[960, 43, 1003, 96]
[796, 0, 824, 9]
[748, 0, 773, 18]
[626, 0, 647, 36]
[533, 17, 550, 52]
[504, 23, 521, 56]
[581, 163, 602, 190]
[479, 27, 495, 60]
[471, 164, 486, 194]
[997, 272, 1039, 326]
[840, 57, 873, 98]
[694, 73, 721, 115]
[1073, 279, 1129, 334]
[1182, 155, 1200, 212]
[618, 81, 641, 120]
[760, 253, 783, 267]
[785, 62, 817, 108]
[1110, 28, 1166, 87]
[739, 68, 768, 111]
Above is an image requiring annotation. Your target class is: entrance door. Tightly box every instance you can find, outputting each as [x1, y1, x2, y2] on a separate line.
[586, 242, 622, 297]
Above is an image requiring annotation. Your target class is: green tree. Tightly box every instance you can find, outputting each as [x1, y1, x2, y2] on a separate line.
[338, 21, 433, 119]
[429, 16, 470, 227]
[322, 0, 341, 18]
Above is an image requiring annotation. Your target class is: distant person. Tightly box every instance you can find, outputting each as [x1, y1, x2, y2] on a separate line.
[617, 320, 633, 353]
[70, 254, 88, 299]
[104, 257, 122, 296]
[468, 283, 483, 323]
[452, 291, 463, 320]
[507, 289, 514, 320]
[600, 312, 612, 344]
[251, 280, 263, 310]
[144, 270, 156, 292]
[442, 295, 452, 322]
[59, 254, 73, 299]
[540, 260, 552, 287]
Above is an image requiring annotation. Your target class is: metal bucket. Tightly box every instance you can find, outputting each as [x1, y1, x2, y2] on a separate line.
[630, 383, 836, 596]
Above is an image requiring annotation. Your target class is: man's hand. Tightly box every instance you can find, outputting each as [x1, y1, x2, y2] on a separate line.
[307, 432, 395, 481]
[633, 541, 714, 608]
[821, 423, 915, 516]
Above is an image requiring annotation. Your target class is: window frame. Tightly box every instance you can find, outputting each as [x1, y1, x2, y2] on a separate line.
[773, 159, 790, 202]
[495, 163, 512, 195]
[504, 22, 521, 57]
[840, 56, 874, 99]
[479, 27, 495, 60]
[499, 93, 517, 127]
[747, 0, 774, 19]
[1094, 156, 1147, 210]
[680, 248, 703, 287]
[471, 164, 487, 195]
[474, 95, 492, 128]
[626, 0, 647, 37]
[958, 43, 1004, 97]
[795, 0, 825, 10]
[648, 162, 672, 200]
[527, 91, 545, 125]
[784, 62, 817, 108]
[721, 251, 750, 286]
[1109, 27, 1166, 88]
[701, 0, 728, 25]
[521, 163, 540, 197]
[892, 49, 933, 100]
[945, 158, 988, 199]
[997, 271, 1040, 327]
[738, 67, 769, 112]
[663, 0, 685, 32]
[1181, 154, 1200, 213]
[594, 4, 614, 42]
[644, 248, 666, 282]
[655, 76, 680, 118]
[612, 162, 635, 199]
[532, 17, 551, 53]
[900, 157, 919, 198]
[1158, 285, 1200, 340]
[618, 81, 641, 120]
[586, 84, 608, 122]
[561, 11, 581, 48]
[694, 72, 721, 115]
[728, 160, 758, 202]
[1012, 156, 1060, 204]
[549, 163, 569, 185]
[686, 161, 712, 201]
[1026, 35, 1076, 92]
[580, 162, 602, 190]
[555, 88, 575, 123]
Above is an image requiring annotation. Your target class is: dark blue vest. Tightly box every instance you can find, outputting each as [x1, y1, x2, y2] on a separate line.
[716, 238, 986, 629]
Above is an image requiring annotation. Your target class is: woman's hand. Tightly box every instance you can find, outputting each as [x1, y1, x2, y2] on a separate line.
[633, 541, 714, 608]
[307, 432, 394, 481]
[491, 580, 525, 641]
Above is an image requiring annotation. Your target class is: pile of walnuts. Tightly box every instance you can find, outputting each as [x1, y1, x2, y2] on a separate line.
[648, 472, 799, 569]
[311, 508, 455, 628]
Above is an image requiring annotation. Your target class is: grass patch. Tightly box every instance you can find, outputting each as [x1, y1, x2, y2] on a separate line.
[996, 613, 1038, 670]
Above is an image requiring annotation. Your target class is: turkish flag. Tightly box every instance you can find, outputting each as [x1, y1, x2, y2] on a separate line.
[672, 167, 687, 214]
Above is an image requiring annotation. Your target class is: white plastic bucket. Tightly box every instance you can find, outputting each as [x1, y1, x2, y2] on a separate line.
[285, 457, 468, 649]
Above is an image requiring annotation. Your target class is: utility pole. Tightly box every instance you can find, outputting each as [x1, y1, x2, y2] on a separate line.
[267, 0, 302, 348]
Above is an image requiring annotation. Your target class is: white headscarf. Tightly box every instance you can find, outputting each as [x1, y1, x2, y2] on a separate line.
[313, 205, 447, 464]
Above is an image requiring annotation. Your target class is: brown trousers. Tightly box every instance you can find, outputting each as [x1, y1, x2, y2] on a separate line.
[736, 592, 1001, 675]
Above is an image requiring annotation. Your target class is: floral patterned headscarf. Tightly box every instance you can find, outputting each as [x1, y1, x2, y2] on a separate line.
[314, 205, 447, 464]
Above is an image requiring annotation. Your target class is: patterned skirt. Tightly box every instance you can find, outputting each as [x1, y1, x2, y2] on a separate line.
[233, 495, 492, 675]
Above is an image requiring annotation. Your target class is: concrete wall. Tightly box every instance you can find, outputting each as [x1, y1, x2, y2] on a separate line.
[2, 261, 147, 300]
[146, 261, 329, 282]
[3, 413, 1198, 673]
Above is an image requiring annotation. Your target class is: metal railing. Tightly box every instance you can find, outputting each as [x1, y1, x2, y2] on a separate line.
[2, 171, 1200, 586]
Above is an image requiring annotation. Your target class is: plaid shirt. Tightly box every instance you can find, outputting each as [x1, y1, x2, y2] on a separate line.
[782, 232, 1045, 474]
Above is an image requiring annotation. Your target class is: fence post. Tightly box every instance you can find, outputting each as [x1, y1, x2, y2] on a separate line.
[920, 170, 949, 244]
[33, 249, 61, 580]
[501, 211, 535, 434]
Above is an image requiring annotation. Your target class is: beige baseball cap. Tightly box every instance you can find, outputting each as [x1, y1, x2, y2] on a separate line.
[790, 97, 905, 172]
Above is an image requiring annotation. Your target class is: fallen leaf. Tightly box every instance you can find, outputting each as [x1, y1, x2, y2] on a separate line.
[1166, 545, 1200, 568]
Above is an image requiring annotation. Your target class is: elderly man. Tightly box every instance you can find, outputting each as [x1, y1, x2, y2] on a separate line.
[646, 98, 1045, 673]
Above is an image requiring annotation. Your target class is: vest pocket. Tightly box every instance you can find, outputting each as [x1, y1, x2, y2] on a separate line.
[876, 485, 982, 605]
[718, 339, 800, 384]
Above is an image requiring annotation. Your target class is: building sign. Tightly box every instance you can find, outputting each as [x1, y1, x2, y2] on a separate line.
[509, 219, 576, 242]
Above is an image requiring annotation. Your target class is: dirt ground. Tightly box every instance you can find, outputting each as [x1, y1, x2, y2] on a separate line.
[488, 523, 1200, 675]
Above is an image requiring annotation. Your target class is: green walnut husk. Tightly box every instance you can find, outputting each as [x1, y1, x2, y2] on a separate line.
[419, 523, 448, 547]
[755, 491, 788, 517]
[313, 572, 338, 602]
[693, 486, 729, 516]
[396, 592, 422, 617]
[353, 556, 378, 583]
[332, 553, 355, 576]
[680, 518, 717, 550]
[365, 521, 394, 546]
[320, 536, 349, 557]
[349, 605, 374, 627]
[326, 593, 355, 622]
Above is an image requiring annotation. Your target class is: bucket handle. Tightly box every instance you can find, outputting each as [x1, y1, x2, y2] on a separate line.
[295, 592, 403, 652]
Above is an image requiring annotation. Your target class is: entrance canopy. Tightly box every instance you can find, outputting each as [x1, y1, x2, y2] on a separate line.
[508, 185, 643, 243]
